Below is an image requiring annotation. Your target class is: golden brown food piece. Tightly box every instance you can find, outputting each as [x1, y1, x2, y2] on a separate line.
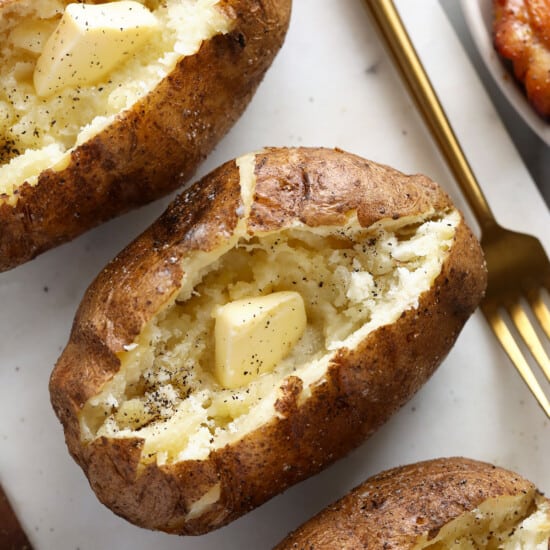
[493, 0, 550, 118]
[49, 147, 486, 535]
[0, 482, 33, 550]
[0, 0, 291, 271]
[275, 457, 550, 549]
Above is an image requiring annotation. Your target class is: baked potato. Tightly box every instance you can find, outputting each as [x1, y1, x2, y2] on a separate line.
[275, 457, 550, 549]
[0, 0, 291, 271]
[49, 147, 486, 534]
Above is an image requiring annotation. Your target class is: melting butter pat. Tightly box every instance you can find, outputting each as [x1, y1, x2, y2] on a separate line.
[214, 291, 307, 389]
[33, 1, 159, 97]
[9, 19, 59, 55]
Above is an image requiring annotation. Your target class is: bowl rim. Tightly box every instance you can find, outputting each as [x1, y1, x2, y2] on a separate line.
[460, 0, 550, 146]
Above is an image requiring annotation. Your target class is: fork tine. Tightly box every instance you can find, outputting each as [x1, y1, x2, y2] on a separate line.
[527, 289, 550, 340]
[508, 301, 550, 382]
[482, 305, 550, 418]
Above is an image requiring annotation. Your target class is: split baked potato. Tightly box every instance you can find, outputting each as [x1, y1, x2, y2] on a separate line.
[49, 147, 486, 534]
[0, 0, 291, 271]
[275, 457, 550, 549]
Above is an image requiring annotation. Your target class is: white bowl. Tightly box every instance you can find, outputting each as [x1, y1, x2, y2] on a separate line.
[461, 0, 550, 146]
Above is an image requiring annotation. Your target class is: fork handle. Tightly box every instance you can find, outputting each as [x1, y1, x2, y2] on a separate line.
[364, 0, 496, 231]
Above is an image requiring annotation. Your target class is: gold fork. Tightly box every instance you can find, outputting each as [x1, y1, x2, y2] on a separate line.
[364, 0, 550, 417]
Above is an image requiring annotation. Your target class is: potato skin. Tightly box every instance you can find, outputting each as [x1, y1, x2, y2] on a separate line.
[0, 0, 291, 271]
[50, 147, 487, 534]
[275, 457, 547, 549]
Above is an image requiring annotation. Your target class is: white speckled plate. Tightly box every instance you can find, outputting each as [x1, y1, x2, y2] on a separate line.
[461, 0, 550, 145]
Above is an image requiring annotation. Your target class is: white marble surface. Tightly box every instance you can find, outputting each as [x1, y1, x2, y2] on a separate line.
[0, 1, 549, 549]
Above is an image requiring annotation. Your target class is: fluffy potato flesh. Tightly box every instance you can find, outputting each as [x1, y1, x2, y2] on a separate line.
[0, 0, 231, 198]
[80, 155, 462, 466]
[414, 495, 550, 549]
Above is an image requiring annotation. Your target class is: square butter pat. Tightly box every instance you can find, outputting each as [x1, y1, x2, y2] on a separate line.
[213, 291, 307, 389]
[34, 1, 159, 97]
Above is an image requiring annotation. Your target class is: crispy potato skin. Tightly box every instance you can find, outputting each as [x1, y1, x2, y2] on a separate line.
[0, 0, 291, 271]
[50, 148, 487, 534]
[275, 457, 548, 549]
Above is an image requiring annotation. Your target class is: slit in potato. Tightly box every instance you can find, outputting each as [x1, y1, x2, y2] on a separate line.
[80, 205, 460, 465]
[0, 0, 232, 197]
[414, 495, 550, 549]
